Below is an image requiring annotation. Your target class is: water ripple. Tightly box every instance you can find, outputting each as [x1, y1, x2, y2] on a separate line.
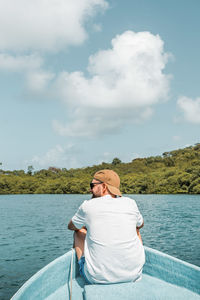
[0, 194, 199, 300]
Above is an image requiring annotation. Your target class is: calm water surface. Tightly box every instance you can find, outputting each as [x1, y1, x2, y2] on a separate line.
[0, 194, 200, 300]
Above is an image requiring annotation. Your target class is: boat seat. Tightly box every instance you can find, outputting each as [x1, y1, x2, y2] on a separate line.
[83, 274, 200, 300]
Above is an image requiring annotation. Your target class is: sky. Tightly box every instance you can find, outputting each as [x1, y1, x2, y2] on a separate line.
[1, 0, 200, 171]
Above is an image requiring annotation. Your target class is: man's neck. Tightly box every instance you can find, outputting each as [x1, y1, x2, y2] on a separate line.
[102, 191, 116, 198]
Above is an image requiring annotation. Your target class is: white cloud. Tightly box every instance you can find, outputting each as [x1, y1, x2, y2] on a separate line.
[31, 144, 79, 169]
[0, 0, 108, 95]
[0, 53, 42, 71]
[53, 106, 153, 137]
[97, 152, 113, 164]
[173, 135, 181, 141]
[93, 23, 102, 32]
[53, 30, 171, 137]
[0, 0, 108, 52]
[26, 70, 55, 93]
[0, 53, 54, 95]
[177, 96, 200, 124]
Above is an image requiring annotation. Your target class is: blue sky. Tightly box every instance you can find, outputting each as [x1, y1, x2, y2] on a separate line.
[1, 0, 200, 171]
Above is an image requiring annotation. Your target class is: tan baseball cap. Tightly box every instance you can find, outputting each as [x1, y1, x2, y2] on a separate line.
[93, 169, 122, 196]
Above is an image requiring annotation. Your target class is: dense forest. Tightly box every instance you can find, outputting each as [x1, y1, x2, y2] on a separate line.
[1, 144, 200, 194]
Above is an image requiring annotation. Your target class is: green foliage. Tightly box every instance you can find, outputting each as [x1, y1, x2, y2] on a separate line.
[1, 144, 200, 194]
[112, 158, 122, 165]
[27, 165, 34, 176]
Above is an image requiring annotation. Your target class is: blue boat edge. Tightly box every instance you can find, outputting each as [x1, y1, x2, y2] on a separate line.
[11, 246, 200, 299]
[143, 246, 200, 294]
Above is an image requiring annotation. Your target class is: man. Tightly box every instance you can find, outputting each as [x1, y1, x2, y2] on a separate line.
[68, 169, 145, 284]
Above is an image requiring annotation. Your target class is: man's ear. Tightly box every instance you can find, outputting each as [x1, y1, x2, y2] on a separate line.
[102, 183, 108, 193]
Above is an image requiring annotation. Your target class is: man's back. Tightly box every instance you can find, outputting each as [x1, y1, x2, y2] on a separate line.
[72, 194, 145, 284]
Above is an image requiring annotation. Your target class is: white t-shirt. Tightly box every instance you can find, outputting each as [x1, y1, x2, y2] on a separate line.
[72, 195, 145, 284]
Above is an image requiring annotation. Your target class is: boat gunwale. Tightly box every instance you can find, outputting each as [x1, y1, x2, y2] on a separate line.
[11, 247, 200, 299]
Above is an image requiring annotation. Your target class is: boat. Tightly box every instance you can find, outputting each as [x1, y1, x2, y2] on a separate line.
[11, 246, 200, 300]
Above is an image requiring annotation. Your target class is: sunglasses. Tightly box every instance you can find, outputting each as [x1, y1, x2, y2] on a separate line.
[90, 182, 103, 189]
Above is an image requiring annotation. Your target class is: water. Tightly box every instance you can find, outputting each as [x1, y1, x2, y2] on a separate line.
[0, 194, 200, 300]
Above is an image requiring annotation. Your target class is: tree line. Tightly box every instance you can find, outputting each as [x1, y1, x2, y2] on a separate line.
[1, 144, 200, 194]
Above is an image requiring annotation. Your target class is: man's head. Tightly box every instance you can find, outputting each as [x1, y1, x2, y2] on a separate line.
[90, 169, 122, 198]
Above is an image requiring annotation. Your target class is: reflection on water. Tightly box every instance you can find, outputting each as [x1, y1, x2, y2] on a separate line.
[0, 194, 200, 300]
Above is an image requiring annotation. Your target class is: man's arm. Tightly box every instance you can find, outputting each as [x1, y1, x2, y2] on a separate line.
[136, 221, 144, 230]
[68, 219, 79, 231]
[136, 222, 144, 244]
